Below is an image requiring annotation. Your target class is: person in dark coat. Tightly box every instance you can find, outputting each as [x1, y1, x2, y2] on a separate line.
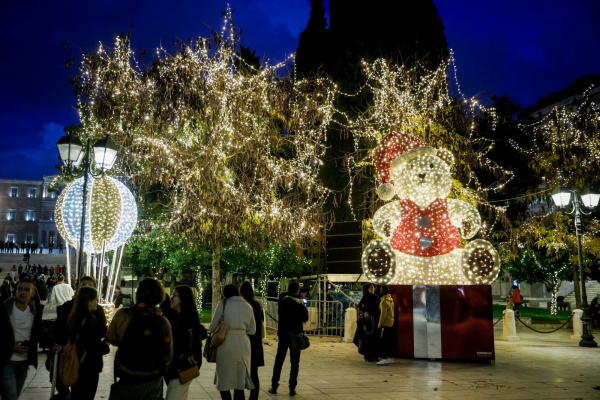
[164, 286, 205, 400]
[1, 277, 11, 303]
[268, 282, 308, 397]
[240, 281, 264, 400]
[54, 276, 104, 399]
[357, 283, 380, 362]
[65, 286, 108, 399]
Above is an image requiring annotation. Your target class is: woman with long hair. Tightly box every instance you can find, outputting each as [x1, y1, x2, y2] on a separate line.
[239, 281, 264, 400]
[66, 286, 107, 399]
[165, 285, 205, 400]
[210, 284, 256, 400]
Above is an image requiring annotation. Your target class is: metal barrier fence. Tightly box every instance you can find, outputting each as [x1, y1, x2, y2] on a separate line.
[263, 296, 345, 338]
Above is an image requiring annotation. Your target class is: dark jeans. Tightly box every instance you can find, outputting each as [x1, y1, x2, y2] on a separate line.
[0, 360, 29, 400]
[220, 390, 245, 400]
[379, 326, 397, 359]
[249, 362, 259, 400]
[71, 365, 100, 400]
[271, 336, 300, 390]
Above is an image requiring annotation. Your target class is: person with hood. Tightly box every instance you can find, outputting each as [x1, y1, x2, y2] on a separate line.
[0, 278, 45, 399]
[268, 282, 308, 397]
[357, 283, 380, 362]
[376, 286, 396, 366]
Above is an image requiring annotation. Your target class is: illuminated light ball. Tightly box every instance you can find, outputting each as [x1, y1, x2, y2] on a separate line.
[461, 239, 500, 285]
[362, 239, 396, 284]
[55, 175, 138, 253]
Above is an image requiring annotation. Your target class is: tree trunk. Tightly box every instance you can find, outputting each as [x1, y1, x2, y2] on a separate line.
[170, 275, 176, 292]
[572, 263, 582, 309]
[212, 237, 222, 314]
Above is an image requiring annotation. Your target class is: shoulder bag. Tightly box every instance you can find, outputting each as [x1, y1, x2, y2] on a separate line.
[203, 300, 227, 363]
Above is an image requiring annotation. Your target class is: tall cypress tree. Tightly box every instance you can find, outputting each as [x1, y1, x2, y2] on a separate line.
[295, 0, 329, 78]
[296, 0, 449, 221]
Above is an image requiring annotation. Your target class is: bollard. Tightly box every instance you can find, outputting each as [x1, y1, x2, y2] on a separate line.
[499, 309, 520, 341]
[570, 309, 583, 340]
[343, 307, 357, 343]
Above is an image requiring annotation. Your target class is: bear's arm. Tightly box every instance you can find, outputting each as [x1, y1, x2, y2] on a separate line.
[446, 199, 481, 239]
[373, 201, 402, 240]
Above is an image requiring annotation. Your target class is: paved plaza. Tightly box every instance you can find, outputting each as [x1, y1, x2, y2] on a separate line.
[18, 321, 600, 400]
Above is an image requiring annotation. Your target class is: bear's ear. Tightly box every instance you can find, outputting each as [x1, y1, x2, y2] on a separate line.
[436, 148, 454, 166]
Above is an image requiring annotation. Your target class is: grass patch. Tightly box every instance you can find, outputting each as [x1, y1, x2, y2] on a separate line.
[199, 307, 212, 324]
[492, 304, 572, 322]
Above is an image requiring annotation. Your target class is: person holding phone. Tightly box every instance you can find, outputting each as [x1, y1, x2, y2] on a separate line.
[0, 278, 45, 400]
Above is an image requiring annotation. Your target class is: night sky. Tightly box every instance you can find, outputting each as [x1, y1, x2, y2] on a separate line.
[1, 0, 599, 180]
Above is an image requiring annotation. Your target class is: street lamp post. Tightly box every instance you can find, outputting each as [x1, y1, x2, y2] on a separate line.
[552, 186, 599, 348]
[56, 132, 118, 280]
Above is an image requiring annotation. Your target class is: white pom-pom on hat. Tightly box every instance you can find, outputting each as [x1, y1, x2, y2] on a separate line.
[377, 183, 396, 201]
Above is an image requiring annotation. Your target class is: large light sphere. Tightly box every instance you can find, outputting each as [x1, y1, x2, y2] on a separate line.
[55, 175, 137, 253]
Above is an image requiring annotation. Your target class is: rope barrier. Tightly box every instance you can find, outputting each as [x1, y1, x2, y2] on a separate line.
[493, 316, 503, 326]
[514, 313, 574, 334]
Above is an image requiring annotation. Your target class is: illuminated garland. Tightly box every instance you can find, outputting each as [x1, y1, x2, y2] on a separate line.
[362, 132, 500, 285]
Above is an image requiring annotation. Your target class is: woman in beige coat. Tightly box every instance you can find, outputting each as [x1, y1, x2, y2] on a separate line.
[210, 284, 256, 400]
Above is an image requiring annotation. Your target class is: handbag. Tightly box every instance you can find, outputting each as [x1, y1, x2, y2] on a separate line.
[178, 362, 200, 384]
[289, 332, 310, 351]
[203, 340, 217, 362]
[210, 300, 228, 347]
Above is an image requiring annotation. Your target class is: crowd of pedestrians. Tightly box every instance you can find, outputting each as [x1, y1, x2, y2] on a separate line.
[0, 269, 317, 400]
[0, 240, 65, 254]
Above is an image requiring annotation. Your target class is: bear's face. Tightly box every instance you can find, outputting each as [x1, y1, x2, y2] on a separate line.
[390, 150, 452, 208]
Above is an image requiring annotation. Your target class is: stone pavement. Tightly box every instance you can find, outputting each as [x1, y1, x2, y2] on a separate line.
[19, 325, 600, 400]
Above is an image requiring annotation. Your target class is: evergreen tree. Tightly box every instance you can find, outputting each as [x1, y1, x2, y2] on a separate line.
[295, 0, 329, 78]
[296, 0, 449, 221]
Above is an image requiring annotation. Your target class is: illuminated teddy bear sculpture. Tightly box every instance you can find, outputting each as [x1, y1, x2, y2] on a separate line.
[362, 131, 500, 285]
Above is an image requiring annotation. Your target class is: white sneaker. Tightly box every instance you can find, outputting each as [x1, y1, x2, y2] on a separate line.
[388, 358, 395, 364]
[376, 359, 390, 366]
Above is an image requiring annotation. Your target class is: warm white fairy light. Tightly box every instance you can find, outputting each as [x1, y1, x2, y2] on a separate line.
[55, 175, 138, 254]
[362, 132, 500, 285]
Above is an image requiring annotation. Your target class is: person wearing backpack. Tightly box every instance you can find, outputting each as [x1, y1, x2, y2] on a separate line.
[61, 286, 107, 399]
[107, 278, 173, 400]
[268, 281, 308, 397]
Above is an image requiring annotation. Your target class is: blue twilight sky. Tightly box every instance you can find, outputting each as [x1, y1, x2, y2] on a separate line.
[1, 0, 599, 180]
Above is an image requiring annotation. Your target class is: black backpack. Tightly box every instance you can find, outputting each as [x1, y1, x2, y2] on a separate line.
[117, 308, 166, 378]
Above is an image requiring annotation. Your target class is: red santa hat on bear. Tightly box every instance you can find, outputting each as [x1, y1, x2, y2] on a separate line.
[373, 131, 453, 200]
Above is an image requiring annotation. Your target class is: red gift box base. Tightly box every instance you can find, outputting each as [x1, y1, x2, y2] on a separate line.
[389, 285, 495, 361]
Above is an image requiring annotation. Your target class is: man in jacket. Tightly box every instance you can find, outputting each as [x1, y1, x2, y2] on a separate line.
[268, 281, 308, 397]
[376, 285, 396, 366]
[0, 278, 45, 399]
